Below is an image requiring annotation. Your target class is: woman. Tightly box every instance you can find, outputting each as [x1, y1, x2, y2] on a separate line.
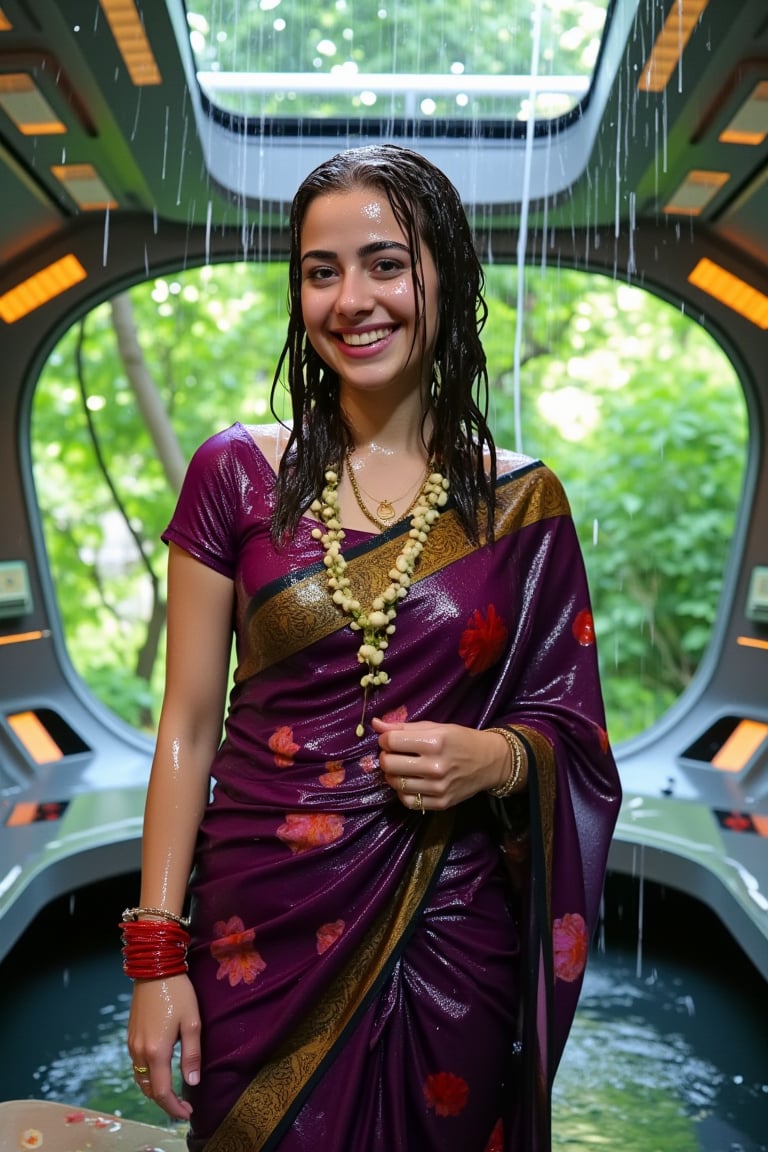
[124, 144, 621, 1152]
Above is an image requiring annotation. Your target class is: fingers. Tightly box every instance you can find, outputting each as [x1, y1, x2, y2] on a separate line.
[128, 976, 200, 1121]
[132, 1062, 152, 1097]
[378, 722, 439, 811]
[394, 772, 428, 815]
[151, 1080, 193, 1121]
[129, 1054, 194, 1120]
[373, 717, 440, 751]
[180, 1013, 203, 1089]
[377, 720, 495, 809]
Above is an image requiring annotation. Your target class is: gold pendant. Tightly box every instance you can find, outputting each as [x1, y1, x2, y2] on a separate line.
[377, 500, 396, 521]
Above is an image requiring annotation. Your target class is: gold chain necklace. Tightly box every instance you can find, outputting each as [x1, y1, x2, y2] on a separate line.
[310, 463, 450, 737]
[344, 447, 431, 530]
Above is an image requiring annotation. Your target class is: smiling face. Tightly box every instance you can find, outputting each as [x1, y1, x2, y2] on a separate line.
[299, 187, 438, 403]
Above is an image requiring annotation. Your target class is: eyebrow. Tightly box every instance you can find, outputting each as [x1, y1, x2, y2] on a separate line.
[301, 240, 410, 263]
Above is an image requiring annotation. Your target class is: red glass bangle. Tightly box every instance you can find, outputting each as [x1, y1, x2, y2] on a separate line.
[120, 918, 191, 980]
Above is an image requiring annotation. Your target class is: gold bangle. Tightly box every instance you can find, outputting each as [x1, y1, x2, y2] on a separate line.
[485, 727, 525, 798]
[122, 906, 191, 928]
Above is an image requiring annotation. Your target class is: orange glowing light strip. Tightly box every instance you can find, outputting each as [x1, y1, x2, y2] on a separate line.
[51, 163, 118, 210]
[0, 73, 67, 135]
[711, 719, 768, 772]
[6, 802, 40, 827]
[0, 630, 47, 647]
[688, 258, 768, 329]
[0, 9, 12, 32]
[720, 81, 768, 146]
[664, 169, 730, 216]
[0, 254, 87, 324]
[638, 0, 710, 94]
[99, 0, 162, 86]
[7, 711, 63, 764]
[737, 635, 768, 651]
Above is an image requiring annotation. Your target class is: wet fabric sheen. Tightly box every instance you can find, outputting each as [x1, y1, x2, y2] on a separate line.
[162, 424, 621, 1152]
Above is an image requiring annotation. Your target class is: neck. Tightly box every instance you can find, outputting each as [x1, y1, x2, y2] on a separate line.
[340, 388, 433, 456]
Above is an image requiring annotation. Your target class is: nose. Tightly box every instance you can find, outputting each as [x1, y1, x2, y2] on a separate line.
[335, 267, 373, 317]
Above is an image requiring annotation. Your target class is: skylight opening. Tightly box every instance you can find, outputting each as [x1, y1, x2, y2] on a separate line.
[185, 0, 612, 127]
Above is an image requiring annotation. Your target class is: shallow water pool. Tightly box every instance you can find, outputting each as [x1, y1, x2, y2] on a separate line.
[0, 875, 765, 1149]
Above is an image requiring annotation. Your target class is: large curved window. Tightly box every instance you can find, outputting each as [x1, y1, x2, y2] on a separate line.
[31, 263, 747, 742]
[186, 0, 612, 125]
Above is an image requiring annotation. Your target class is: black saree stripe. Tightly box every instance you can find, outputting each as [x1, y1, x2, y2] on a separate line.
[519, 728, 556, 1151]
[203, 808, 456, 1152]
[236, 462, 569, 682]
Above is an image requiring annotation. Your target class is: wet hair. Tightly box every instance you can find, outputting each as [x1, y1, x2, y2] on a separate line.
[269, 143, 496, 543]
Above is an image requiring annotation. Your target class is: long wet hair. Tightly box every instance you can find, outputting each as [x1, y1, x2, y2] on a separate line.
[269, 144, 496, 544]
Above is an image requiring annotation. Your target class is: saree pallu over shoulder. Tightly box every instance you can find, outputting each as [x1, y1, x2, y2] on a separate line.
[203, 810, 456, 1152]
[170, 436, 620, 1152]
[235, 461, 568, 683]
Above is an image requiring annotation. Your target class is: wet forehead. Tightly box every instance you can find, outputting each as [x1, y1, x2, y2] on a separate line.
[300, 189, 410, 255]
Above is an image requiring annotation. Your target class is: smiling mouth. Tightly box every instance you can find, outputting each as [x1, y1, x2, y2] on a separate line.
[338, 327, 394, 347]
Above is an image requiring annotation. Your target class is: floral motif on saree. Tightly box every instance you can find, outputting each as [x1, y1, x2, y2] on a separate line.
[160, 424, 621, 1152]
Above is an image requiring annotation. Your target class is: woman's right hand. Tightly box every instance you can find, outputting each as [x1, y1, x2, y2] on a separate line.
[127, 973, 201, 1121]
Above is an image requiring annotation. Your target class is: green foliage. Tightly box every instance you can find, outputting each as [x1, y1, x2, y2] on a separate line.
[32, 262, 290, 730]
[484, 268, 746, 741]
[32, 261, 747, 744]
[187, 0, 609, 120]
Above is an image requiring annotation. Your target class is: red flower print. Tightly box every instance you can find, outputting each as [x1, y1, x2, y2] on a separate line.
[484, 1119, 504, 1152]
[277, 812, 346, 854]
[423, 1071, 470, 1117]
[65, 1113, 87, 1124]
[269, 725, 299, 768]
[359, 753, 377, 775]
[382, 705, 409, 723]
[319, 761, 345, 787]
[553, 912, 588, 982]
[316, 919, 345, 954]
[572, 608, 595, 646]
[458, 605, 508, 676]
[210, 915, 267, 986]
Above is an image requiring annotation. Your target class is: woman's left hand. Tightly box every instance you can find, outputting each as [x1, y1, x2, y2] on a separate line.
[372, 716, 509, 813]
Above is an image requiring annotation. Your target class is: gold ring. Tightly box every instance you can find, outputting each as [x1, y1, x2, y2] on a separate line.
[400, 776, 408, 794]
[133, 1064, 149, 1075]
[414, 792, 424, 814]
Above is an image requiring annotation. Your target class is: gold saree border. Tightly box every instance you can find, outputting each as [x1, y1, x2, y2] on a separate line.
[236, 464, 569, 682]
[515, 725, 557, 926]
[204, 809, 456, 1152]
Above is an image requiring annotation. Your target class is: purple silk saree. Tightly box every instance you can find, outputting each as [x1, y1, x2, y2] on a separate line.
[162, 423, 621, 1152]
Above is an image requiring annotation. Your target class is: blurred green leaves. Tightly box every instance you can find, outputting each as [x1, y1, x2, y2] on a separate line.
[32, 261, 747, 743]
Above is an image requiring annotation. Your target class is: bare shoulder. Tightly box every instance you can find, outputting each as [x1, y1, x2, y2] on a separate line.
[241, 422, 292, 474]
[492, 445, 539, 478]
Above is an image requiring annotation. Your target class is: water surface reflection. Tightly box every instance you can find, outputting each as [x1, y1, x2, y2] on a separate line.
[0, 877, 765, 1149]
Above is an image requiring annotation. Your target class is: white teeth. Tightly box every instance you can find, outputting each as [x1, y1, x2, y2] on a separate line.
[341, 327, 391, 346]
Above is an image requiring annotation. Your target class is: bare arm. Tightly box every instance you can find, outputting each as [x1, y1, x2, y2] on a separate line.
[128, 543, 234, 1119]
